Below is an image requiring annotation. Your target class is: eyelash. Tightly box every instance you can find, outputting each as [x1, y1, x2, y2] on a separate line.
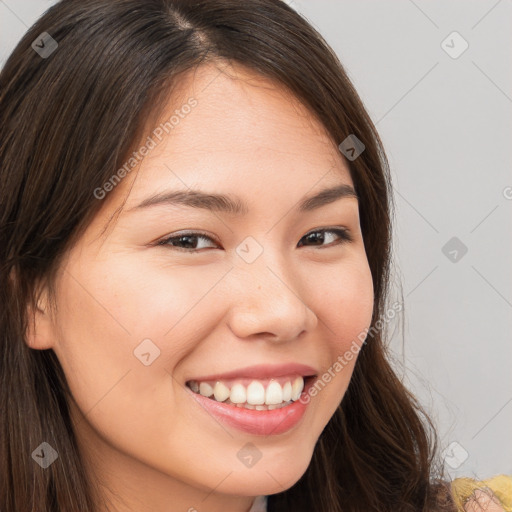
[157, 227, 353, 252]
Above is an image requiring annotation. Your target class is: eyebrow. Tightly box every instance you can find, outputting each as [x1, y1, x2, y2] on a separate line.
[130, 183, 358, 215]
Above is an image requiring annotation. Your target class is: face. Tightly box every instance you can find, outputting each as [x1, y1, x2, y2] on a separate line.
[30, 62, 374, 511]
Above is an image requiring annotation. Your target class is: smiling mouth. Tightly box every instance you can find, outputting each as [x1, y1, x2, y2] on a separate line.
[185, 375, 316, 411]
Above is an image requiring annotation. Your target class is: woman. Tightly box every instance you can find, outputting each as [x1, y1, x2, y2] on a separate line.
[0, 1, 509, 511]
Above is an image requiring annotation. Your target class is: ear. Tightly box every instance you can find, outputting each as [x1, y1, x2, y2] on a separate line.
[25, 284, 56, 350]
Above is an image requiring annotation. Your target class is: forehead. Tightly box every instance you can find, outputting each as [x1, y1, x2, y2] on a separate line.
[116, 61, 353, 211]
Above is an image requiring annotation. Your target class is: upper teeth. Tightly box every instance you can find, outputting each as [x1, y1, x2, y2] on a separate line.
[187, 376, 305, 405]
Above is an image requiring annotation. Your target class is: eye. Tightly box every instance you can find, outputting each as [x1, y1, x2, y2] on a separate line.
[157, 231, 219, 252]
[158, 227, 352, 252]
[297, 228, 353, 248]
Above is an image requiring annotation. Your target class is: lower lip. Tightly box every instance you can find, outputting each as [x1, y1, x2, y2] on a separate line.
[187, 378, 315, 436]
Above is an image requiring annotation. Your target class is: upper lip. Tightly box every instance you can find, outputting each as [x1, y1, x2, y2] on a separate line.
[186, 363, 318, 382]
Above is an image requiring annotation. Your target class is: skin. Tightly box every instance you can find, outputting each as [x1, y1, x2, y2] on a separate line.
[464, 490, 505, 512]
[27, 62, 375, 512]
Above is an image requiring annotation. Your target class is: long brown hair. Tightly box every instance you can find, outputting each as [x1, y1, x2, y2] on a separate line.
[0, 1, 456, 510]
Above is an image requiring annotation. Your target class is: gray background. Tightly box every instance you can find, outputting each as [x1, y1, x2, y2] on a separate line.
[2, 0, 511, 479]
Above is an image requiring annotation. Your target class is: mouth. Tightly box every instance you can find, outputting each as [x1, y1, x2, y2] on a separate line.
[185, 374, 317, 411]
[183, 363, 318, 435]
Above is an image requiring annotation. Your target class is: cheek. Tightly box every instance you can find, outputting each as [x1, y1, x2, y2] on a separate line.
[51, 268, 140, 415]
[105, 253, 232, 330]
[51, 255, 234, 417]
[308, 256, 374, 349]
[57, 255, 229, 353]
[301, 256, 374, 406]
[51, 259, 204, 475]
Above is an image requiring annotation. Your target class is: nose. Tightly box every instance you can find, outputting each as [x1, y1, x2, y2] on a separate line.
[226, 259, 318, 343]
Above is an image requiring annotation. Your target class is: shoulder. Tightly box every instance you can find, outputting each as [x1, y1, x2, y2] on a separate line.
[449, 474, 512, 512]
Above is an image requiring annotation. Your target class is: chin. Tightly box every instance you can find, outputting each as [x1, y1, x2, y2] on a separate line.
[224, 449, 313, 496]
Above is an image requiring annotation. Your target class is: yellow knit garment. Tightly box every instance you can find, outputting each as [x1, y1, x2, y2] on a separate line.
[450, 474, 512, 511]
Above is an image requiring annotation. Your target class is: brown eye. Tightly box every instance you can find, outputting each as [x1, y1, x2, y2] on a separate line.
[159, 232, 219, 252]
[297, 228, 352, 248]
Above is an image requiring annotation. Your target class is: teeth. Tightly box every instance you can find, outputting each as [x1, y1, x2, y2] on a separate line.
[265, 380, 283, 404]
[222, 397, 293, 410]
[189, 376, 307, 408]
[246, 381, 265, 405]
[199, 382, 213, 397]
[291, 377, 304, 401]
[282, 381, 292, 402]
[229, 383, 246, 404]
[213, 381, 230, 402]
